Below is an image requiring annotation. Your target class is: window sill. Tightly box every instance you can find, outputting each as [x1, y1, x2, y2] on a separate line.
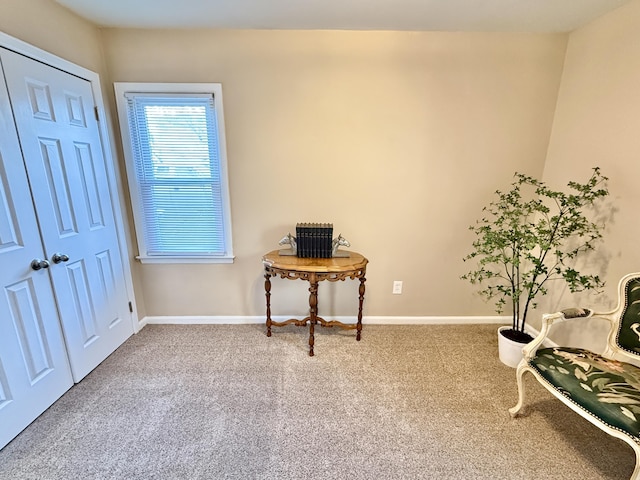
[135, 255, 235, 264]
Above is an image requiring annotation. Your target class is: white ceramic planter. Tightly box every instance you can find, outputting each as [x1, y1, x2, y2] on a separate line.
[497, 326, 529, 368]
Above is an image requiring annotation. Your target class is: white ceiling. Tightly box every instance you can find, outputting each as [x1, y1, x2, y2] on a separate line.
[54, 0, 633, 33]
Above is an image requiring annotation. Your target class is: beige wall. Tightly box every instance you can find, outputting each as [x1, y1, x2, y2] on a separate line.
[102, 28, 567, 318]
[0, 0, 103, 72]
[1, 0, 637, 342]
[0, 0, 148, 319]
[539, 0, 640, 349]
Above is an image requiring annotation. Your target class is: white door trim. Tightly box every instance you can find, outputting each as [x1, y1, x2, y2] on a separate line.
[0, 31, 139, 331]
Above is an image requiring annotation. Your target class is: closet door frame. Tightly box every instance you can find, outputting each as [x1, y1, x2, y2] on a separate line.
[0, 31, 139, 332]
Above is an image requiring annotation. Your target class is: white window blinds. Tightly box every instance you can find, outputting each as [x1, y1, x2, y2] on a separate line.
[118, 86, 233, 262]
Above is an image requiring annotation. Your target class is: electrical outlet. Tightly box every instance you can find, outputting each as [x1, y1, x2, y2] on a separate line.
[393, 280, 403, 294]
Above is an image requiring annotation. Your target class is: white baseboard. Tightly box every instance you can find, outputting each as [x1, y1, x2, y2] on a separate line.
[364, 316, 510, 325]
[141, 315, 511, 326]
[136, 316, 150, 331]
[524, 323, 559, 348]
[136, 315, 560, 348]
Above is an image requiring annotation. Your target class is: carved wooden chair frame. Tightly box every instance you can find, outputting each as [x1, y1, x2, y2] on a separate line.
[510, 272, 640, 479]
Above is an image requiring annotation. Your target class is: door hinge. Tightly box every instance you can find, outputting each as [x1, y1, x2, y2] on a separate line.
[94, 106, 100, 122]
[128, 301, 133, 313]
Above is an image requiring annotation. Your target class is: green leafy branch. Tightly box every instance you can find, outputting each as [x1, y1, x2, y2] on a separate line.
[462, 168, 609, 333]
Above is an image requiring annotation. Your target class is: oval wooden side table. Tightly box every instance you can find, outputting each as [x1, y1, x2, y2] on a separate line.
[261, 250, 368, 356]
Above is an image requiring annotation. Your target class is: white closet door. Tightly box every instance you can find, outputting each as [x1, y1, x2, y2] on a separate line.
[0, 62, 73, 450]
[1, 48, 133, 382]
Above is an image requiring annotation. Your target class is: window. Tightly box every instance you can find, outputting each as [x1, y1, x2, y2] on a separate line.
[114, 83, 233, 263]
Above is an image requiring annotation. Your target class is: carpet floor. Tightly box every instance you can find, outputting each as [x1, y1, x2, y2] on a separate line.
[0, 324, 635, 479]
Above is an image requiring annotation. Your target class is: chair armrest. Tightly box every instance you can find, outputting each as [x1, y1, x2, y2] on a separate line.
[522, 308, 593, 360]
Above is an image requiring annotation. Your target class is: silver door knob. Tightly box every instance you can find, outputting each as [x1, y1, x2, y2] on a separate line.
[51, 253, 70, 264]
[31, 259, 50, 271]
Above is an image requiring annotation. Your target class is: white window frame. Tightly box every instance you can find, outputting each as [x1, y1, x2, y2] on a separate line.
[114, 82, 234, 264]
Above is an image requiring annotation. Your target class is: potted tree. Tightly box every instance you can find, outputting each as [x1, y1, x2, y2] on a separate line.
[462, 168, 609, 367]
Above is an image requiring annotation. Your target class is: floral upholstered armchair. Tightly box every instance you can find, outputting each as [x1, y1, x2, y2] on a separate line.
[510, 272, 640, 480]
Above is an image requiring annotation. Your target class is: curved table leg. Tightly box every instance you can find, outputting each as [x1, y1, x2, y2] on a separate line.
[308, 273, 318, 356]
[265, 271, 272, 337]
[356, 276, 366, 341]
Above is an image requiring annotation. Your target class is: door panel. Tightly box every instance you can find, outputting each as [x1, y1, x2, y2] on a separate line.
[75, 142, 105, 229]
[1, 48, 132, 382]
[0, 63, 73, 450]
[7, 278, 63, 384]
[38, 137, 78, 236]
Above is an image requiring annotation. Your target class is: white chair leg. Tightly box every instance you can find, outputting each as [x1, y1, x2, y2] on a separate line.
[509, 363, 528, 418]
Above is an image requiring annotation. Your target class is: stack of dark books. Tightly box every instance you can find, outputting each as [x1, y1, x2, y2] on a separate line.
[296, 223, 333, 258]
